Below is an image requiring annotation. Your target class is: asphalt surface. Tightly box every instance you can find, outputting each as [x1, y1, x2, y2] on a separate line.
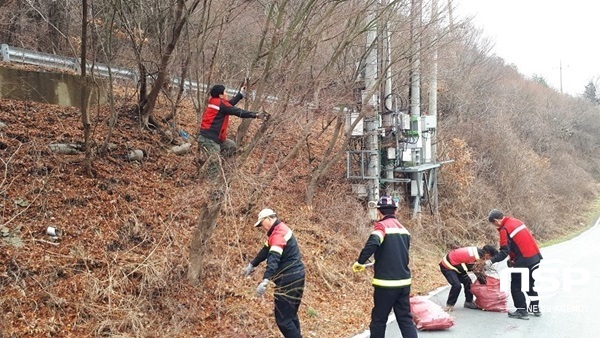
[353, 216, 600, 338]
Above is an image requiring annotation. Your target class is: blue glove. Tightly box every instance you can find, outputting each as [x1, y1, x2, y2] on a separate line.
[256, 279, 270, 296]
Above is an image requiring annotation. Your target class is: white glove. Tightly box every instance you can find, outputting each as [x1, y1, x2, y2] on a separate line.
[240, 85, 247, 98]
[242, 263, 255, 277]
[255, 112, 270, 121]
[484, 260, 493, 268]
[256, 278, 270, 296]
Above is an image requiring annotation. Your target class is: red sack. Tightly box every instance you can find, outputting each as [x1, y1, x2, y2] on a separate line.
[409, 296, 454, 330]
[471, 276, 508, 312]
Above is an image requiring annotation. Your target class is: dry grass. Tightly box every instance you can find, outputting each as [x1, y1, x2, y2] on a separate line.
[1, 74, 599, 338]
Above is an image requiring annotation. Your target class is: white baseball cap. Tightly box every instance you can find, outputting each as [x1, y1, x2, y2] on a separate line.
[254, 208, 276, 227]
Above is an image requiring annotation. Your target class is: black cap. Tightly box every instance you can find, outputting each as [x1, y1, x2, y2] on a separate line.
[488, 209, 504, 222]
[210, 84, 226, 98]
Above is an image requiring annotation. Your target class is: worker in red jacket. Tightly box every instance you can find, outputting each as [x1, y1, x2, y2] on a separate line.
[197, 84, 267, 178]
[486, 209, 543, 320]
[440, 244, 498, 312]
[352, 196, 417, 338]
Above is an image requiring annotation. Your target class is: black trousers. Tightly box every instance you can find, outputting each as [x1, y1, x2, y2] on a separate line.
[511, 263, 540, 311]
[370, 286, 418, 338]
[274, 278, 304, 338]
[440, 265, 473, 306]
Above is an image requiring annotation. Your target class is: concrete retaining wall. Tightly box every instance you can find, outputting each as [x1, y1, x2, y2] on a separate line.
[0, 65, 107, 107]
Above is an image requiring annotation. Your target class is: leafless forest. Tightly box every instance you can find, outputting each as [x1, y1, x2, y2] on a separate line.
[1, 0, 599, 337]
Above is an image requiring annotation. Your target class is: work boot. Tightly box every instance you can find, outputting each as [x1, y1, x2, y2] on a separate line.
[464, 301, 479, 310]
[528, 309, 542, 317]
[528, 304, 542, 317]
[443, 304, 454, 312]
[508, 309, 529, 320]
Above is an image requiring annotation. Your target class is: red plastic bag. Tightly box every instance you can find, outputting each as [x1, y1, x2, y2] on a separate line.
[471, 276, 508, 312]
[409, 296, 454, 330]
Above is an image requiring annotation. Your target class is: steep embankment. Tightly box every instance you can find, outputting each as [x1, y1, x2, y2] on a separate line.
[0, 98, 446, 337]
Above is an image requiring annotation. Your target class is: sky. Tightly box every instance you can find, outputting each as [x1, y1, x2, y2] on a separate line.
[455, 0, 600, 96]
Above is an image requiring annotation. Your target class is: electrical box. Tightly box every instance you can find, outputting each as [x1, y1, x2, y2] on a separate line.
[351, 184, 368, 198]
[402, 149, 412, 162]
[423, 115, 437, 130]
[345, 111, 364, 136]
[410, 179, 424, 197]
[412, 149, 421, 165]
[400, 113, 410, 130]
[386, 147, 396, 160]
[423, 136, 432, 163]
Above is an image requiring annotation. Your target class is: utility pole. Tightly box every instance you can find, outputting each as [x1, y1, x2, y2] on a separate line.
[410, 0, 422, 201]
[559, 60, 563, 94]
[347, 0, 449, 220]
[364, 1, 380, 203]
[429, 0, 438, 164]
[429, 0, 440, 221]
[381, 0, 396, 195]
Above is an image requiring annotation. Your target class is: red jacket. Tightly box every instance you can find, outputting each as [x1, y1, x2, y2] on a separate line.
[199, 93, 257, 143]
[491, 217, 542, 267]
[440, 246, 482, 273]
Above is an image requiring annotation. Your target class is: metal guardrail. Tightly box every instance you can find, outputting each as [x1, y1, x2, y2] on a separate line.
[86, 62, 138, 82]
[171, 77, 204, 92]
[2, 44, 78, 70]
[1, 44, 138, 82]
[0, 43, 272, 101]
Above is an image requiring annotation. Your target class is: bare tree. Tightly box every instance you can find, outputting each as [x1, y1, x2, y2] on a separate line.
[94, 2, 122, 155]
[80, 0, 92, 175]
[139, 0, 201, 129]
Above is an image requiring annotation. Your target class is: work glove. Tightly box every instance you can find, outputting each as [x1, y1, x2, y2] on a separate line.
[256, 278, 270, 296]
[484, 260, 493, 268]
[352, 261, 366, 273]
[242, 263, 255, 277]
[240, 85, 247, 98]
[255, 112, 270, 121]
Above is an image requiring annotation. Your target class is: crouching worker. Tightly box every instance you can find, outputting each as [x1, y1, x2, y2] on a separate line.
[440, 244, 498, 312]
[197, 84, 268, 178]
[241, 208, 305, 338]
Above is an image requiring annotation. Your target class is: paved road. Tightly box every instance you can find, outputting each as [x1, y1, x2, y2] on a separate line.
[355, 216, 600, 338]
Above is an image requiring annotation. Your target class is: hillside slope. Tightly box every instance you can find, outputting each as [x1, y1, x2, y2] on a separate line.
[0, 98, 446, 337]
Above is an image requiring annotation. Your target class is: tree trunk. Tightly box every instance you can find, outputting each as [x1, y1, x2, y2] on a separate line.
[80, 0, 92, 176]
[188, 199, 222, 284]
[305, 115, 346, 206]
[164, 53, 191, 123]
[141, 0, 200, 129]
